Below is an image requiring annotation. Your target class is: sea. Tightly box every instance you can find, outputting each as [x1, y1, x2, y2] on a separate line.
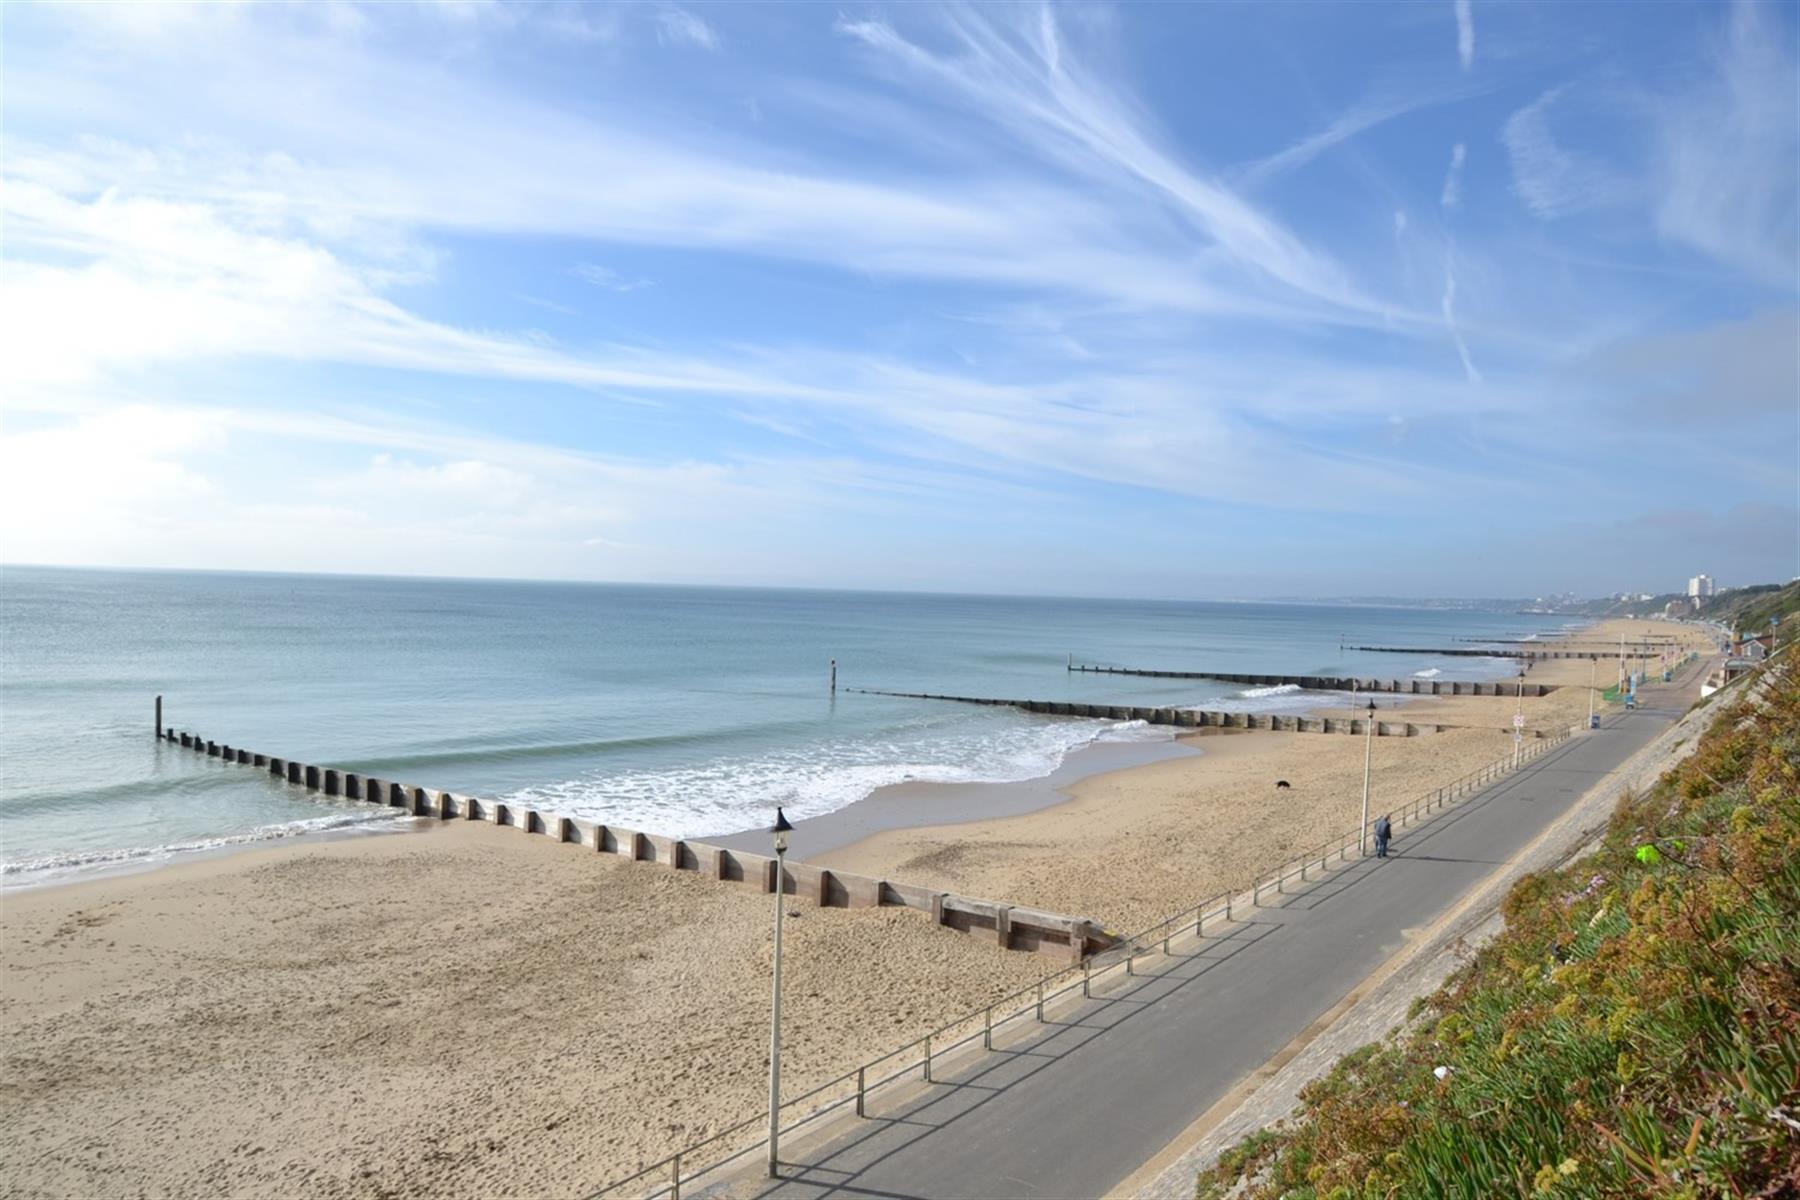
[0, 566, 1573, 885]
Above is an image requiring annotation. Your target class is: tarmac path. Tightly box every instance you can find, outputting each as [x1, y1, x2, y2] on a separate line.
[722, 668, 1702, 1200]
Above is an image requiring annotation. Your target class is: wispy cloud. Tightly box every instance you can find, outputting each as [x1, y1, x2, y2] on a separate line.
[835, 6, 1409, 327]
[1648, 1, 1798, 286]
[1440, 254, 1481, 383]
[1454, 0, 1474, 72]
[572, 263, 652, 293]
[1502, 86, 1630, 219]
[1440, 142, 1466, 209]
[1239, 82, 1486, 187]
[655, 4, 719, 51]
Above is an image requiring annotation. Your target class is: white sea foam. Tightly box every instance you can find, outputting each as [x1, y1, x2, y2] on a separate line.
[501, 716, 1169, 841]
[1, 809, 412, 885]
[1414, 667, 1443, 678]
[1237, 683, 1302, 698]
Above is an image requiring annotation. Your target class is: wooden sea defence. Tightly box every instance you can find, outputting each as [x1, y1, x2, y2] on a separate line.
[1067, 664, 1557, 697]
[1349, 644, 1614, 660]
[151, 702, 1107, 963]
[849, 688, 1455, 736]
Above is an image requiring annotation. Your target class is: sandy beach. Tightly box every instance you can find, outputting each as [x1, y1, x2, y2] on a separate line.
[0, 824, 1046, 1198]
[820, 618, 1712, 932]
[0, 617, 1712, 1197]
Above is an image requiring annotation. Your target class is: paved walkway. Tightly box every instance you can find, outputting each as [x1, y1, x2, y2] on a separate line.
[720, 676, 1698, 1200]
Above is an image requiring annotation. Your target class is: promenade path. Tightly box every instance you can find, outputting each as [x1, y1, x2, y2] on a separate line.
[723, 668, 1703, 1200]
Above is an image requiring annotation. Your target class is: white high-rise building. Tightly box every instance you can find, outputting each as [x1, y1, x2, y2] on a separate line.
[1688, 574, 1715, 599]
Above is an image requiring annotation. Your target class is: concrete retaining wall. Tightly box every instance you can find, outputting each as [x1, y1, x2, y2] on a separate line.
[155, 720, 1107, 964]
[1069, 664, 1556, 697]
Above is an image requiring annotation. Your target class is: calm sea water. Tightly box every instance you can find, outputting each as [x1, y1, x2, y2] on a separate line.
[0, 566, 1569, 882]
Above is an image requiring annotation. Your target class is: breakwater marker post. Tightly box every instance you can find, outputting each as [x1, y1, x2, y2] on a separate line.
[154, 695, 162, 739]
[829, 659, 837, 695]
[767, 808, 793, 1180]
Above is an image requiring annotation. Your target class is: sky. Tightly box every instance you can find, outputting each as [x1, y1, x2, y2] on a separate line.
[2, 0, 1796, 600]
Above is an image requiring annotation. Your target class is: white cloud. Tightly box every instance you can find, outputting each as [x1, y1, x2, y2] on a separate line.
[1440, 256, 1482, 383]
[572, 263, 652, 292]
[1238, 81, 1487, 186]
[654, 5, 719, 51]
[1501, 87, 1629, 219]
[834, 6, 1409, 328]
[1440, 142, 1466, 209]
[1454, 0, 1474, 72]
[1649, 1, 1798, 286]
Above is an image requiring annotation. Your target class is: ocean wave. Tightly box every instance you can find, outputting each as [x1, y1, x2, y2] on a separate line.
[1413, 668, 1443, 678]
[1237, 683, 1302, 698]
[499, 716, 1167, 841]
[1, 809, 412, 883]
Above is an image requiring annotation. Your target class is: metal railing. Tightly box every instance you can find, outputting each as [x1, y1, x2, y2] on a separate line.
[586, 719, 1587, 1199]
[1248, 722, 1581, 905]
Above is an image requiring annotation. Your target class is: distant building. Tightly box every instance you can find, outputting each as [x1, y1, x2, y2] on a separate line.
[1732, 630, 1775, 662]
[1688, 574, 1715, 599]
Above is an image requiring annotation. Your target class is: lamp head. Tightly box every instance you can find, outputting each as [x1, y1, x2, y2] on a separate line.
[771, 807, 794, 854]
[1366, 700, 1376, 714]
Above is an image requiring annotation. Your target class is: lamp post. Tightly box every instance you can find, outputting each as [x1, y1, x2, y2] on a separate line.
[1514, 670, 1525, 769]
[766, 807, 793, 1179]
[1359, 699, 1375, 857]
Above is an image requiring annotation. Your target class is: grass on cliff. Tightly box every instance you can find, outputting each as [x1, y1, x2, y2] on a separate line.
[1198, 659, 1800, 1200]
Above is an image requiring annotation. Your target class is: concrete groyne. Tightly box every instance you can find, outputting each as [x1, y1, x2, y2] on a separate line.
[153, 709, 1108, 963]
[849, 689, 1477, 736]
[1068, 664, 1557, 697]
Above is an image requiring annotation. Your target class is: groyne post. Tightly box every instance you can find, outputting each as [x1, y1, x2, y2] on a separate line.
[154, 695, 161, 739]
[830, 659, 837, 694]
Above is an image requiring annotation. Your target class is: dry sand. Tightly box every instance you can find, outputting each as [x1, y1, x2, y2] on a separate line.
[0, 824, 1045, 1199]
[0, 617, 1710, 1198]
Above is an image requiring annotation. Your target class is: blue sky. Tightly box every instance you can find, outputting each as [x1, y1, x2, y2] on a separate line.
[3, 0, 1795, 598]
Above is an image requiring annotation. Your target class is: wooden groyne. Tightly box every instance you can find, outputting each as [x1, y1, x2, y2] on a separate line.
[1067, 664, 1557, 697]
[1452, 637, 1676, 646]
[1349, 645, 1612, 660]
[851, 688, 1464, 736]
[152, 702, 1108, 963]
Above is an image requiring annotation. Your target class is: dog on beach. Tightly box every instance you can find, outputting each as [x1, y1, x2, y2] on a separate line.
[1275, 780, 1291, 789]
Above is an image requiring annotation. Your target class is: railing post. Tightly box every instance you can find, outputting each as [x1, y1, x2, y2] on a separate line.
[670, 1154, 681, 1200]
[1226, 894, 1232, 922]
[924, 1034, 932, 1083]
[984, 1006, 993, 1051]
[1083, 960, 1091, 998]
[856, 1066, 866, 1117]
[1126, 952, 1135, 976]
[1036, 979, 1045, 1022]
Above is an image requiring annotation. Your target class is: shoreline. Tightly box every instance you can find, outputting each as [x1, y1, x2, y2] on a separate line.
[0, 627, 1584, 897]
[711, 731, 1200, 861]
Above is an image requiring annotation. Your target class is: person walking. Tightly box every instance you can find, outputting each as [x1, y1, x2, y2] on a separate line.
[1374, 813, 1392, 858]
